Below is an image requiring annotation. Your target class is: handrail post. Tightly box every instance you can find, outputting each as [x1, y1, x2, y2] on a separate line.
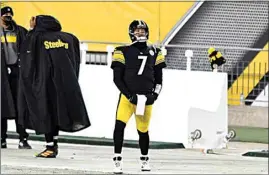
[80, 42, 88, 64]
[185, 50, 193, 71]
[106, 45, 114, 67]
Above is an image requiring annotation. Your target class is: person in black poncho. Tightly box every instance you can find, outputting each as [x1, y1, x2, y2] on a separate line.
[18, 15, 91, 158]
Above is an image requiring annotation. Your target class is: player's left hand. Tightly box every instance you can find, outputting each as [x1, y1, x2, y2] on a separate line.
[146, 93, 158, 105]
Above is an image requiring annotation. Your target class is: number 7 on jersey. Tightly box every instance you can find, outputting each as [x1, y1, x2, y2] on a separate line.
[137, 56, 148, 75]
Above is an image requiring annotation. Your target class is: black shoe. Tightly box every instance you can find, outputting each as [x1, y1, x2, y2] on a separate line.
[1, 139, 7, 149]
[35, 145, 58, 158]
[18, 139, 32, 149]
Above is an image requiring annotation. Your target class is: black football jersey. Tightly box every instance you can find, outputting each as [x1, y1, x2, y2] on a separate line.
[111, 44, 166, 94]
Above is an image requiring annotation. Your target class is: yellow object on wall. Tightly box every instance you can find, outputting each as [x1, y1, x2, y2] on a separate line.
[6, 1, 195, 51]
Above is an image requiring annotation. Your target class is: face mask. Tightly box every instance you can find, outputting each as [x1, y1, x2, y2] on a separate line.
[3, 16, 13, 26]
[3, 16, 12, 22]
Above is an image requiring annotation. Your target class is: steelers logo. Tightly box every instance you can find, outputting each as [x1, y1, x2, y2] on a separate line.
[149, 50, 154, 56]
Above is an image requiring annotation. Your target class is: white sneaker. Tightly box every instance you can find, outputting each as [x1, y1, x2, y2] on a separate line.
[140, 156, 151, 171]
[113, 156, 123, 174]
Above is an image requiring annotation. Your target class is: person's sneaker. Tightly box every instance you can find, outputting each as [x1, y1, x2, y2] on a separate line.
[113, 156, 123, 174]
[1, 139, 7, 149]
[18, 139, 32, 149]
[35, 145, 58, 158]
[140, 156, 151, 171]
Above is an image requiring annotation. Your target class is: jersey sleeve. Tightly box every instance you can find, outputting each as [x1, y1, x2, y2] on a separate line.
[111, 47, 125, 69]
[155, 48, 167, 69]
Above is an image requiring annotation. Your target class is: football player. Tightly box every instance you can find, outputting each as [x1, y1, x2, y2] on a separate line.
[110, 20, 166, 174]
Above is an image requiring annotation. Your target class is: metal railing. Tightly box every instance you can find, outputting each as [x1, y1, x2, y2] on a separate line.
[80, 41, 269, 105]
[80, 40, 269, 52]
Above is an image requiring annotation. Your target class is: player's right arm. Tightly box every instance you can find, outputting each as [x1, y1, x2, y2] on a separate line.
[111, 47, 136, 103]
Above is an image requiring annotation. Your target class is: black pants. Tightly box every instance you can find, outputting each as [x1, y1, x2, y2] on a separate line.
[45, 127, 59, 143]
[1, 118, 28, 141]
[1, 65, 29, 141]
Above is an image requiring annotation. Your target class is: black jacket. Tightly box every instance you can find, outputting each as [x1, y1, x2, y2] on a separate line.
[17, 15, 90, 134]
[1, 22, 28, 119]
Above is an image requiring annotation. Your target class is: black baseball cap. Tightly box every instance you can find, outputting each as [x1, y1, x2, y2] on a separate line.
[1, 6, 14, 16]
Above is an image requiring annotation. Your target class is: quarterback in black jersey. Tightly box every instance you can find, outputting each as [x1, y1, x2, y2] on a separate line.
[111, 19, 166, 174]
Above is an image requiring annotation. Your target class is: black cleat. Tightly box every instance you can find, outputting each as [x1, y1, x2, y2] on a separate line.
[18, 139, 32, 149]
[1, 139, 7, 149]
[35, 145, 58, 158]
